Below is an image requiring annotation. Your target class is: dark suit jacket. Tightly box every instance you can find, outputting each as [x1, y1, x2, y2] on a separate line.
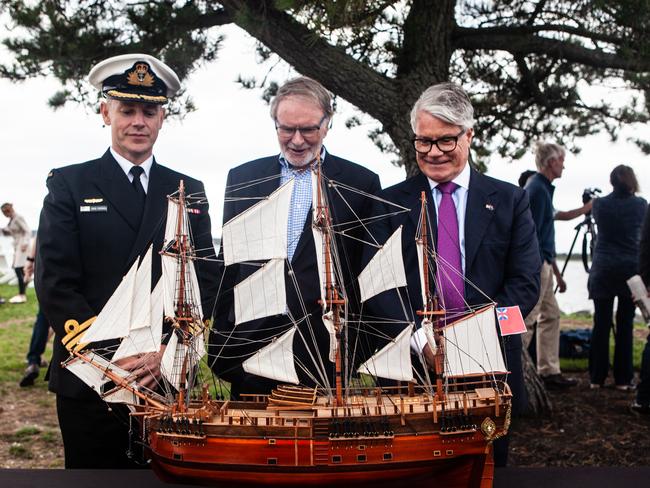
[36, 149, 219, 399]
[365, 168, 541, 412]
[210, 153, 381, 390]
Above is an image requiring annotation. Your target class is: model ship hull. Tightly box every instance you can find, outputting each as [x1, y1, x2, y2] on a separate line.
[143, 387, 509, 487]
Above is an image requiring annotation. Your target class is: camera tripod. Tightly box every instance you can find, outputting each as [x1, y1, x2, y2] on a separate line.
[555, 213, 597, 293]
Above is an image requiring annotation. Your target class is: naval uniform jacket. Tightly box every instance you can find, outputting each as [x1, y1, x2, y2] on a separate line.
[210, 154, 381, 388]
[365, 168, 541, 413]
[36, 149, 219, 399]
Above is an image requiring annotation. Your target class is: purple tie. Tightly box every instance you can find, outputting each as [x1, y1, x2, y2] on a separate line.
[436, 181, 465, 314]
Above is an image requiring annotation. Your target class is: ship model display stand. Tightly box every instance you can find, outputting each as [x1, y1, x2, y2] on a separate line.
[61, 169, 512, 487]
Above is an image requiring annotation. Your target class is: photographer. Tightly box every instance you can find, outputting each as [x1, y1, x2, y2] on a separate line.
[588, 166, 646, 390]
[523, 142, 593, 389]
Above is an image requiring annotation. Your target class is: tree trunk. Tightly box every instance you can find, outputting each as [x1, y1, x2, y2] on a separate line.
[522, 347, 552, 416]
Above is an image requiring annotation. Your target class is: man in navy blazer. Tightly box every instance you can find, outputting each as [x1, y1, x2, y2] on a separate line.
[365, 82, 541, 466]
[36, 54, 219, 468]
[210, 77, 380, 398]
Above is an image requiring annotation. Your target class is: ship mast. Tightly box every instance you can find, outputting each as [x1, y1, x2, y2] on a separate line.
[313, 156, 345, 406]
[170, 180, 193, 412]
[415, 191, 446, 401]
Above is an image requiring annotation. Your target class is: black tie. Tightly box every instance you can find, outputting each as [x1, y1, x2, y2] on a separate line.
[130, 166, 146, 223]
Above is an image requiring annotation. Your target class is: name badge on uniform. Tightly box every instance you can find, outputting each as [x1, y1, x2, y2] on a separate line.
[80, 205, 108, 213]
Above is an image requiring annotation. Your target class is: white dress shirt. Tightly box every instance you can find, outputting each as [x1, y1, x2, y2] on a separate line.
[110, 147, 154, 194]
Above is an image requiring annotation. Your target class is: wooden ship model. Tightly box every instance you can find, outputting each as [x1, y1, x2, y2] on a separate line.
[61, 164, 512, 487]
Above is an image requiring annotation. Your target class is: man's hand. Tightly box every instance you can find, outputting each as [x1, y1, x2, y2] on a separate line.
[24, 261, 34, 282]
[551, 260, 567, 293]
[556, 274, 567, 293]
[114, 344, 166, 390]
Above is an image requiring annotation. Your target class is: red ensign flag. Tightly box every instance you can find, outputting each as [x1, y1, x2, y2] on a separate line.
[496, 306, 526, 336]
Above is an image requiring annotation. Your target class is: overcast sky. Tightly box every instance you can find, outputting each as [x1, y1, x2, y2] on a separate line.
[1, 24, 648, 254]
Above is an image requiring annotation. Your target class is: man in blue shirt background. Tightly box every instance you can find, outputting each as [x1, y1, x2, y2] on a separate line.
[524, 141, 593, 389]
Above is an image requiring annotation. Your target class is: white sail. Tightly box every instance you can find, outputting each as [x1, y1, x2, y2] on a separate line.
[312, 226, 327, 310]
[112, 279, 164, 361]
[357, 325, 414, 382]
[80, 260, 138, 344]
[416, 240, 427, 307]
[161, 254, 177, 317]
[163, 200, 190, 248]
[234, 258, 286, 325]
[163, 199, 179, 247]
[222, 180, 295, 266]
[359, 226, 407, 302]
[311, 171, 330, 310]
[160, 332, 183, 390]
[130, 246, 153, 331]
[66, 353, 131, 396]
[162, 253, 203, 319]
[444, 306, 507, 377]
[160, 330, 205, 391]
[242, 326, 299, 384]
[422, 318, 437, 354]
[103, 388, 138, 404]
[321, 311, 338, 363]
[192, 330, 207, 364]
[188, 259, 204, 320]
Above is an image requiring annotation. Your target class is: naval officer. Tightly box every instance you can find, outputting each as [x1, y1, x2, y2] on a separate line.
[36, 54, 219, 468]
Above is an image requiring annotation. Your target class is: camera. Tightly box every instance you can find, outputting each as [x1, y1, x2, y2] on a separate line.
[582, 187, 602, 204]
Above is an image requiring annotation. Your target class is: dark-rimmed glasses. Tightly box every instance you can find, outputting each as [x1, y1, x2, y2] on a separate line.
[412, 129, 466, 154]
[275, 114, 328, 139]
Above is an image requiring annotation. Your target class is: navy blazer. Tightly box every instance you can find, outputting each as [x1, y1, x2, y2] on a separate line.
[364, 168, 541, 413]
[210, 153, 381, 387]
[36, 149, 219, 399]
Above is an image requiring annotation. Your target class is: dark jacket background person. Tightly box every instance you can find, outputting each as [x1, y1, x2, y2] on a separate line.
[588, 165, 647, 388]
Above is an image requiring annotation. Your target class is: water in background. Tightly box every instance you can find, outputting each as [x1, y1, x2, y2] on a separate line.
[555, 257, 593, 314]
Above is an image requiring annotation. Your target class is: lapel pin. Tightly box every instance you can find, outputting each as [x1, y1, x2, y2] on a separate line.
[485, 203, 494, 211]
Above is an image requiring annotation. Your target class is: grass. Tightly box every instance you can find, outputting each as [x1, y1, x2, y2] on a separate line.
[0, 285, 46, 384]
[8, 443, 33, 460]
[0, 284, 62, 468]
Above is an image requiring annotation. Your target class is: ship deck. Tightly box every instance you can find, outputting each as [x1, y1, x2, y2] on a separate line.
[157, 384, 511, 431]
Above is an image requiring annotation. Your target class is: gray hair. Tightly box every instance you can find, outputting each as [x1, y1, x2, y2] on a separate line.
[534, 141, 565, 170]
[270, 77, 334, 120]
[410, 82, 475, 132]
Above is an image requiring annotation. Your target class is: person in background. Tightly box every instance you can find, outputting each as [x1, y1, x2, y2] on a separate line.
[588, 165, 646, 390]
[517, 169, 566, 364]
[523, 142, 592, 389]
[19, 237, 51, 387]
[1, 202, 31, 304]
[518, 169, 537, 189]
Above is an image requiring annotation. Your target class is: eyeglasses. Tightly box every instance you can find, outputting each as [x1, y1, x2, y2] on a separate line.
[275, 114, 328, 139]
[412, 129, 466, 155]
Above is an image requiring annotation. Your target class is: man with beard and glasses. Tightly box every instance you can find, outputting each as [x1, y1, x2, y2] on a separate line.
[210, 77, 380, 398]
